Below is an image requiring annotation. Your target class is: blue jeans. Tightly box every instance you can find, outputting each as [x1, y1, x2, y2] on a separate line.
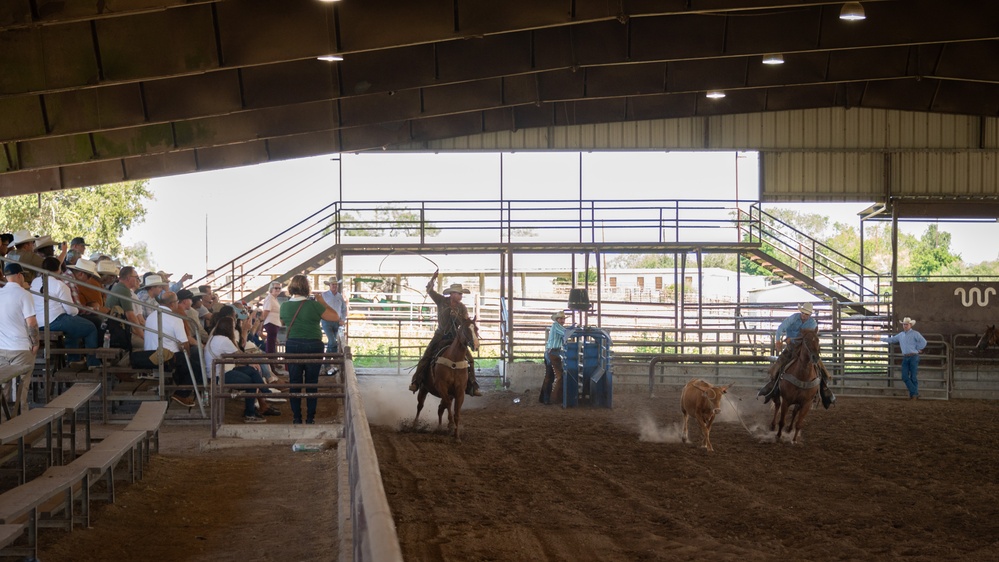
[225, 366, 267, 417]
[901, 355, 920, 397]
[50, 313, 99, 366]
[320, 320, 340, 354]
[285, 338, 322, 422]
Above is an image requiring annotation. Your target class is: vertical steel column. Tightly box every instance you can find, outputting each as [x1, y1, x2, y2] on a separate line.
[506, 249, 514, 363]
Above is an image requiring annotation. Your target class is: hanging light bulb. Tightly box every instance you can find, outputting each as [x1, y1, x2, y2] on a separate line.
[762, 53, 785, 65]
[705, 90, 726, 99]
[839, 2, 866, 21]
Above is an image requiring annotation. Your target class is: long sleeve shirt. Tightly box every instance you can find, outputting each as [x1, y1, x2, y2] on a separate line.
[774, 312, 818, 342]
[882, 329, 927, 355]
[321, 290, 348, 322]
[546, 321, 566, 352]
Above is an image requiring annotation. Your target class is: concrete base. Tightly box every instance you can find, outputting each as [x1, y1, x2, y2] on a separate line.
[504, 361, 546, 394]
[202, 423, 344, 449]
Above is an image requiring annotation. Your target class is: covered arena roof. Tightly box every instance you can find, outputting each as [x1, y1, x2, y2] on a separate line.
[3, 0, 999, 203]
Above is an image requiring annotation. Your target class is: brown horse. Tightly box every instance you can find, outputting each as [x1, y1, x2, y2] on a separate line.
[771, 328, 821, 444]
[414, 316, 478, 441]
[974, 325, 998, 353]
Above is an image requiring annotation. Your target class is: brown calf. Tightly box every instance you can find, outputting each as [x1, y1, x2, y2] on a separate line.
[680, 378, 732, 452]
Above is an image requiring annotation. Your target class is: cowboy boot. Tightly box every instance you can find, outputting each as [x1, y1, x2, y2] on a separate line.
[758, 378, 779, 404]
[820, 380, 836, 409]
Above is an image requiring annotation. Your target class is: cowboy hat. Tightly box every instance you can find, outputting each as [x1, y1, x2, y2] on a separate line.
[798, 302, 814, 314]
[901, 317, 916, 326]
[68, 258, 100, 278]
[139, 274, 169, 289]
[96, 260, 120, 276]
[11, 230, 36, 246]
[551, 310, 566, 321]
[442, 283, 471, 295]
[33, 235, 55, 250]
[324, 277, 341, 285]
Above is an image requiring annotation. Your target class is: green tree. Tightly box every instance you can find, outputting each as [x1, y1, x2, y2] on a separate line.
[0, 181, 153, 262]
[328, 207, 440, 237]
[903, 224, 961, 277]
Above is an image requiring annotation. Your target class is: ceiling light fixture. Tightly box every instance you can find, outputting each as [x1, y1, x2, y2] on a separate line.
[706, 90, 726, 99]
[317, 54, 344, 62]
[762, 53, 785, 65]
[839, 2, 866, 21]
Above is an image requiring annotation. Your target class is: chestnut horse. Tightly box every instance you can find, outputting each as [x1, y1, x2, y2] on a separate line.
[414, 316, 478, 441]
[974, 325, 998, 353]
[771, 328, 821, 444]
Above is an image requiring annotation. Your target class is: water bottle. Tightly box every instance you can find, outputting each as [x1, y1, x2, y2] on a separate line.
[103, 331, 111, 348]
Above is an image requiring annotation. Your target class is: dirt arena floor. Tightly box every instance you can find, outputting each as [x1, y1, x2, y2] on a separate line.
[371, 386, 999, 561]
[18, 379, 999, 562]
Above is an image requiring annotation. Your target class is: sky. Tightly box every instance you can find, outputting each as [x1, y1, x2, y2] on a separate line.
[122, 151, 999, 278]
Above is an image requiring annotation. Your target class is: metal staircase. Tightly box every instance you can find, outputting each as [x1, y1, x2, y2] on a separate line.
[740, 205, 886, 315]
[188, 200, 888, 314]
[187, 201, 344, 304]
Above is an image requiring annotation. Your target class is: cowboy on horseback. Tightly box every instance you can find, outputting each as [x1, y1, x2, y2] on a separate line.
[408, 271, 482, 396]
[757, 302, 836, 409]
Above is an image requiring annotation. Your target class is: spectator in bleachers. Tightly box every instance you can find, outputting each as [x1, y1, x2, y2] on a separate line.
[177, 289, 209, 344]
[0, 232, 13, 257]
[136, 273, 169, 319]
[33, 235, 68, 265]
[69, 237, 88, 257]
[107, 266, 145, 349]
[5, 230, 44, 283]
[68, 258, 108, 336]
[261, 281, 284, 371]
[281, 274, 340, 425]
[0, 263, 39, 414]
[144, 291, 202, 408]
[205, 316, 280, 423]
[320, 277, 347, 376]
[169, 272, 193, 293]
[97, 259, 119, 289]
[31, 256, 100, 369]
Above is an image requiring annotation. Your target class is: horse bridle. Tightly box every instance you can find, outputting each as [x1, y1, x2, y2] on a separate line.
[780, 335, 821, 389]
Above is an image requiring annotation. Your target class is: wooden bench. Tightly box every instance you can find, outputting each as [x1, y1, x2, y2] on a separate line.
[0, 407, 64, 485]
[62, 429, 147, 505]
[44, 382, 102, 462]
[0, 463, 89, 560]
[0, 524, 24, 550]
[125, 401, 169, 463]
[0, 364, 32, 421]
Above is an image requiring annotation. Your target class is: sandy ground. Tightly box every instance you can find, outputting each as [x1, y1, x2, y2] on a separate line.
[15, 374, 999, 562]
[368, 383, 999, 561]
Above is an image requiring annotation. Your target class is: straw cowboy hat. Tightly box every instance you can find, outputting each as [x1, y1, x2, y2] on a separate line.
[33, 235, 55, 250]
[798, 302, 814, 314]
[442, 283, 471, 295]
[551, 310, 567, 321]
[96, 260, 120, 276]
[11, 229, 35, 246]
[139, 274, 168, 289]
[324, 277, 341, 286]
[68, 258, 100, 278]
[901, 317, 916, 326]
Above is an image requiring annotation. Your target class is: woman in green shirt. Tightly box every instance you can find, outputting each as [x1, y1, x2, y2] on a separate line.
[280, 275, 340, 424]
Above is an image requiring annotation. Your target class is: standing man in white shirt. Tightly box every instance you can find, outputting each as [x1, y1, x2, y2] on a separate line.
[0, 263, 39, 414]
[320, 277, 348, 376]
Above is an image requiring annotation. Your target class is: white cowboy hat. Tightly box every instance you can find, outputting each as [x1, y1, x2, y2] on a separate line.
[33, 235, 55, 250]
[324, 277, 341, 285]
[901, 317, 916, 326]
[11, 229, 36, 246]
[96, 260, 120, 276]
[68, 258, 100, 278]
[551, 310, 567, 321]
[798, 302, 814, 314]
[139, 274, 169, 289]
[442, 283, 471, 295]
